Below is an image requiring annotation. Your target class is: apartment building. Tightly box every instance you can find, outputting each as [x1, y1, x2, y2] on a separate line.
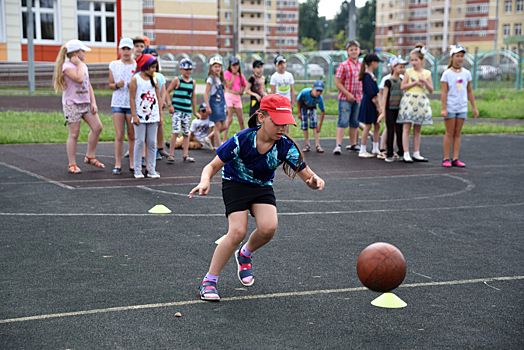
[0, 0, 299, 63]
[0, 0, 142, 62]
[375, 0, 523, 56]
[143, 0, 218, 55]
[217, 0, 298, 55]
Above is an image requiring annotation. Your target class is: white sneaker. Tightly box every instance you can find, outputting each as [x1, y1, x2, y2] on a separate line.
[358, 151, 375, 158]
[147, 171, 161, 179]
[202, 136, 214, 150]
[134, 172, 144, 179]
[333, 145, 342, 155]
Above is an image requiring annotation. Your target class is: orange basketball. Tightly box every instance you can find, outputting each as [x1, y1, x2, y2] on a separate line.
[356, 242, 406, 293]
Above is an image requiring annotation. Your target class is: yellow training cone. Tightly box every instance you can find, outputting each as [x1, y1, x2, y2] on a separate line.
[148, 204, 172, 214]
[371, 293, 407, 308]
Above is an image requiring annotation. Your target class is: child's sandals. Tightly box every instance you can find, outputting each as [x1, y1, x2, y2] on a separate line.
[84, 156, 105, 168]
[68, 164, 82, 174]
[183, 155, 195, 163]
[302, 145, 311, 152]
[167, 155, 175, 164]
[316, 145, 324, 153]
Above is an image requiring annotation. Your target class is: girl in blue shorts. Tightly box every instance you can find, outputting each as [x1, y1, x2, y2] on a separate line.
[189, 94, 325, 301]
[440, 45, 479, 167]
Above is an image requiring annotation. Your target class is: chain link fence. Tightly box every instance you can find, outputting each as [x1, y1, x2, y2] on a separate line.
[1, 50, 522, 91]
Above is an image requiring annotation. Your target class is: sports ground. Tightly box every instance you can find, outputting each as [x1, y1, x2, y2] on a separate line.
[0, 133, 523, 349]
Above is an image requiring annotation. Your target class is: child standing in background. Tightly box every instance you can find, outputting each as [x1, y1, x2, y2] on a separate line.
[270, 55, 295, 105]
[142, 48, 169, 160]
[109, 38, 136, 175]
[53, 39, 104, 174]
[189, 94, 324, 301]
[132, 37, 146, 60]
[246, 60, 267, 116]
[357, 53, 382, 159]
[223, 56, 247, 140]
[397, 44, 434, 163]
[296, 80, 325, 153]
[205, 57, 227, 147]
[174, 103, 215, 150]
[129, 54, 163, 179]
[379, 56, 408, 162]
[166, 58, 198, 163]
[440, 45, 479, 167]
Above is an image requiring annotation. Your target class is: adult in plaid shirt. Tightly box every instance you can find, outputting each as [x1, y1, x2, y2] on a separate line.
[334, 40, 363, 154]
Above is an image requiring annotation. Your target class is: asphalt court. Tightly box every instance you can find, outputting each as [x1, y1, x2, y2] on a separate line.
[1, 134, 523, 349]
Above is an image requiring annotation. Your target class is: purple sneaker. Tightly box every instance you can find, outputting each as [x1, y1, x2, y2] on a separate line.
[442, 159, 452, 167]
[235, 247, 254, 286]
[452, 159, 466, 167]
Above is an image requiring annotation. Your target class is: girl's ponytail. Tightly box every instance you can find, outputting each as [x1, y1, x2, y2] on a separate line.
[52, 46, 68, 92]
[358, 59, 367, 81]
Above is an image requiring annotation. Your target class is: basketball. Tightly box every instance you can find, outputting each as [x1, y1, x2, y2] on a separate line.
[356, 242, 406, 293]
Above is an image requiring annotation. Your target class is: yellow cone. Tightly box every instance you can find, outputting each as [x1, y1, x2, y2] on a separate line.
[148, 204, 172, 214]
[371, 293, 407, 308]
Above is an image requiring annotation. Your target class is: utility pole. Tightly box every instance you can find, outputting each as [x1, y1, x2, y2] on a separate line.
[27, 0, 35, 93]
[348, 0, 356, 41]
[233, 0, 238, 55]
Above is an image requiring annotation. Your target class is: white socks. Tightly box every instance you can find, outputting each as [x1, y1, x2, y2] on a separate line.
[372, 142, 379, 153]
[413, 151, 421, 159]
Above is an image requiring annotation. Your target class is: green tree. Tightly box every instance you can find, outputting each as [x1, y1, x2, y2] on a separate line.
[356, 0, 376, 51]
[300, 37, 319, 52]
[299, 0, 321, 43]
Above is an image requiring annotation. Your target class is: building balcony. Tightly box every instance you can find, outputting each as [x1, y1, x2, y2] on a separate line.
[239, 16, 265, 25]
[240, 30, 265, 39]
[240, 2, 265, 11]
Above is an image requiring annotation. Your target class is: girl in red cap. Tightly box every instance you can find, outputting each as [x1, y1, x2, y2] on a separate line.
[129, 54, 163, 178]
[189, 94, 325, 301]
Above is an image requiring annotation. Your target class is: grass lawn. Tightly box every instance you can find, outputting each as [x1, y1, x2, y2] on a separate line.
[1, 109, 523, 144]
[1, 88, 523, 144]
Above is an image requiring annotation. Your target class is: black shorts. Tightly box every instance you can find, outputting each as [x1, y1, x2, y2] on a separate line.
[222, 180, 276, 217]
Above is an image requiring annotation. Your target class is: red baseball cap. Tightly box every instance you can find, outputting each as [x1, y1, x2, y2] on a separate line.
[259, 95, 296, 126]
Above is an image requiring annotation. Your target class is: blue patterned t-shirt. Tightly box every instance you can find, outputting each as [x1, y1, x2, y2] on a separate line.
[217, 127, 306, 186]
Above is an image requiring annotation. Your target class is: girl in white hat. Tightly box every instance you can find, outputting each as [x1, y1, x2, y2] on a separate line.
[52, 39, 104, 174]
[440, 45, 479, 167]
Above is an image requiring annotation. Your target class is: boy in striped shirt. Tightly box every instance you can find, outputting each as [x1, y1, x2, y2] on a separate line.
[166, 58, 199, 163]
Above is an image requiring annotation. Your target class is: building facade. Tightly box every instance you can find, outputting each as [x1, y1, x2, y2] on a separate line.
[0, 0, 299, 62]
[217, 0, 298, 55]
[375, 0, 524, 56]
[0, 0, 142, 62]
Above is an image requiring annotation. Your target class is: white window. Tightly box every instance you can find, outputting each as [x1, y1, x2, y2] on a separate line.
[77, 1, 117, 44]
[143, 0, 154, 9]
[265, 1, 271, 6]
[143, 30, 155, 41]
[225, 25, 231, 34]
[266, 13, 271, 19]
[143, 14, 154, 25]
[517, 0, 523, 12]
[225, 38, 231, 47]
[503, 24, 511, 37]
[20, 0, 58, 43]
[399, 24, 404, 32]
[0, 0, 5, 43]
[224, 0, 231, 6]
[225, 11, 231, 19]
[504, 0, 512, 13]
[515, 23, 522, 36]
[398, 37, 403, 44]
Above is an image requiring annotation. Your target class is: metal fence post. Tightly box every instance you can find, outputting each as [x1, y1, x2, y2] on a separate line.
[473, 48, 478, 90]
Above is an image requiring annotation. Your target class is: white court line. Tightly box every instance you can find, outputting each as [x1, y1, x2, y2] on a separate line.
[139, 174, 475, 203]
[0, 161, 74, 190]
[0, 202, 522, 217]
[1, 275, 522, 325]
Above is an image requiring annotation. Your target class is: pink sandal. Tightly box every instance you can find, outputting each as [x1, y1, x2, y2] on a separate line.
[84, 156, 105, 168]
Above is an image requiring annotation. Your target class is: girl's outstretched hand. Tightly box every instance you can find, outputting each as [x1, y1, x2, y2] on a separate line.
[188, 182, 210, 198]
[306, 174, 324, 191]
